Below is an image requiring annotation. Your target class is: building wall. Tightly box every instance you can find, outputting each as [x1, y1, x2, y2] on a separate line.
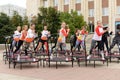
[26, 0, 40, 17]
[26, 0, 120, 33]
[0, 4, 26, 17]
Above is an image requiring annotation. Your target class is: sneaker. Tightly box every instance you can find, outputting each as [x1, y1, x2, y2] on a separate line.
[102, 57, 105, 60]
[105, 51, 108, 56]
[87, 55, 91, 60]
[66, 57, 69, 61]
[17, 54, 20, 61]
[50, 54, 53, 59]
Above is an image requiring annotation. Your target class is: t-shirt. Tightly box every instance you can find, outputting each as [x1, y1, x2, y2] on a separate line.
[80, 30, 88, 40]
[26, 29, 35, 38]
[19, 30, 27, 40]
[81, 30, 88, 35]
[41, 30, 50, 38]
[92, 26, 104, 41]
[59, 28, 68, 43]
[13, 31, 21, 38]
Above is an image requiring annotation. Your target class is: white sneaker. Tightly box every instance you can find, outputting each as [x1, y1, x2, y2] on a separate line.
[102, 57, 105, 60]
[50, 53, 54, 59]
[17, 54, 20, 61]
[87, 55, 91, 60]
[66, 57, 69, 61]
[105, 51, 108, 56]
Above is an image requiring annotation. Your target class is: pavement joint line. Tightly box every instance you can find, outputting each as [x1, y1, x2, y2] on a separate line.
[0, 73, 43, 80]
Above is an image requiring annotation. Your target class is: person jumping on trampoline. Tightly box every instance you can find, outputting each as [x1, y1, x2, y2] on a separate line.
[24, 24, 36, 55]
[57, 22, 70, 51]
[10, 26, 21, 52]
[73, 27, 88, 51]
[108, 24, 120, 55]
[14, 25, 28, 54]
[87, 21, 107, 60]
[35, 26, 50, 52]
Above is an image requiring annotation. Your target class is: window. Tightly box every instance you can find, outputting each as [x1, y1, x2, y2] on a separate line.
[117, 6, 120, 15]
[89, 9, 94, 17]
[64, 0, 69, 5]
[76, 0, 81, 3]
[54, 0, 58, 6]
[102, 8, 109, 16]
[77, 10, 81, 15]
[43, 0, 48, 8]
[88, 0, 94, 1]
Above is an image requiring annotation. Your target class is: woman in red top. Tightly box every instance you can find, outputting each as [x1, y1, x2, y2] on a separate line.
[73, 26, 88, 51]
[14, 25, 28, 53]
[57, 22, 70, 51]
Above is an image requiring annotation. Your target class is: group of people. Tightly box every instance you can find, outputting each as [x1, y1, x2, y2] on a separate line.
[10, 21, 120, 60]
[10, 24, 36, 55]
[87, 21, 120, 60]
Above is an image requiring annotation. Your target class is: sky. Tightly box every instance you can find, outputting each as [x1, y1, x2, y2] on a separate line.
[0, 0, 26, 8]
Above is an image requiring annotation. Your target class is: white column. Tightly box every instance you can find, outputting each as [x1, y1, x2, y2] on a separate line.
[69, 0, 75, 13]
[109, 0, 116, 33]
[94, 0, 101, 26]
[84, 0, 89, 23]
[58, 0, 64, 11]
[48, 0, 54, 7]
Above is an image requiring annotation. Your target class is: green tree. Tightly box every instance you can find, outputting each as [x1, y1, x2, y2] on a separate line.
[59, 11, 87, 34]
[0, 13, 13, 43]
[37, 7, 61, 35]
[23, 16, 29, 25]
[0, 13, 10, 28]
[10, 11, 23, 27]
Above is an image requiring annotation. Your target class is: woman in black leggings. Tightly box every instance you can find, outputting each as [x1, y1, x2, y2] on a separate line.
[14, 25, 28, 54]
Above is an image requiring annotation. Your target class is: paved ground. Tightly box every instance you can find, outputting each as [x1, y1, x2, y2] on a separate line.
[1, 50, 120, 80]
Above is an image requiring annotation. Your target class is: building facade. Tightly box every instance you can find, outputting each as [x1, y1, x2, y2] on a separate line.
[26, 0, 120, 33]
[0, 4, 26, 17]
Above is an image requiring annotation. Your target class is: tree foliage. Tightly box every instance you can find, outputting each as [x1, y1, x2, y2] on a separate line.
[10, 11, 23, 27]
[0, 12, 29, 43]
[0, 7, 87, 43]
[60, 11, 86, 34]
[37, 7, 61, 35]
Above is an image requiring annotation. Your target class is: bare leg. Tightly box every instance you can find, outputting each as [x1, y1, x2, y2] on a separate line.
[36, 42, 42, 51]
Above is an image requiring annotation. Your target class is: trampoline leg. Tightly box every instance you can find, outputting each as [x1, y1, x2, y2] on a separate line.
[37, 62, 39, 68]
[9, 61, 11, 69]
[48, 60, 50, 68]
[89, 60, 91, 63]
[40, 60, 42, 66]
[72, 60, 74, 67]
[103, 61, 105, 64]
[85, 60, 87, 67]
[20, 63, 22, 70]
[61, 61, 63, 64]
[14, 62, 16, 69]
[56, 61, 58, 69]
[110, 57, 112, 63]
[78, 60, 80, 67]
[5, 57, 7, 64]
[43, 60, 45, 67]
[94, 60, 95, 68]
[117, 58, 119, 64]
[107, 59, 108, 67]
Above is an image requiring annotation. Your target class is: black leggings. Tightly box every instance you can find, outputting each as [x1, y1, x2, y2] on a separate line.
[109, 38, 120, 52]
[14, 40, 24, 53]
[90, 40, 103, 55]
[101, 39, 109, 51]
